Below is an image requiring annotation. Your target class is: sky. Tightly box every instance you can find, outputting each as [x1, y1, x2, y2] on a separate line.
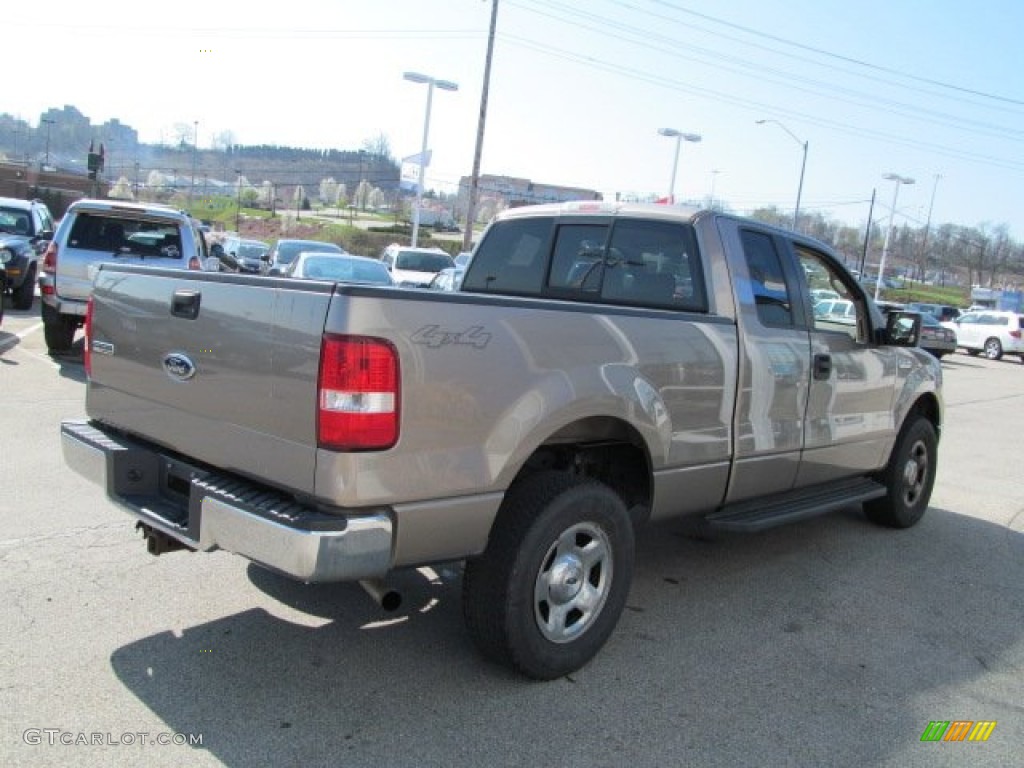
[6, 0, 1024, 238]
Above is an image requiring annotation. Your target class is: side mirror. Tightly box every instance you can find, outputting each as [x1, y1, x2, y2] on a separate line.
[885, 311, 921, 347]
[261, 253, 271, 262]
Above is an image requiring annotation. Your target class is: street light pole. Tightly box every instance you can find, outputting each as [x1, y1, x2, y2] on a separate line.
[234, 169, 243, 232]
[755, 119, 808, 231]
[41, 118, 55, 167]
[189, 120, 198, 208]
[404, 71, 459, 248]
[875, 173, 915, 302]
[463, 0, 500, 252]
[657, 128, 701, 203]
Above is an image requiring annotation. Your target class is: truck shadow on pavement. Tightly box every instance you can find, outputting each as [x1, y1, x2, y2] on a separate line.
[109, 506, 1023, 768]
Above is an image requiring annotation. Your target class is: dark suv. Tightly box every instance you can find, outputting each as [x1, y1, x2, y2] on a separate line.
[906, 302, 961, 323]
[0, 197, 55, 310]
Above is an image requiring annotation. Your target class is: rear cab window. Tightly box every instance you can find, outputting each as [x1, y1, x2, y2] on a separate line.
[68, 213, 183, 259]
[463, 215, 707, 312]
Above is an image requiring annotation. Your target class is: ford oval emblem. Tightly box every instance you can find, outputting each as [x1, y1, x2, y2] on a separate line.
[162, 352, 197, 381]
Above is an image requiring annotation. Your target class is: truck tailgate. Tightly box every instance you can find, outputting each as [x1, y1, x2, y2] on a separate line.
[86, 266, 332, 494]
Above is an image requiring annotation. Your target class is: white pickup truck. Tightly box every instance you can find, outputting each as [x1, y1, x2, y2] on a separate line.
[62, 201, 942, 679]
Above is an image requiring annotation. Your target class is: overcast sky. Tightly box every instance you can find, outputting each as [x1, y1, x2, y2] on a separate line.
[7, 0, 1023, 237]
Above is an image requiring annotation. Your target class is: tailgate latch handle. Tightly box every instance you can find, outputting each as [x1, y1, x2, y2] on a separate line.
[171, 289, 201, 320]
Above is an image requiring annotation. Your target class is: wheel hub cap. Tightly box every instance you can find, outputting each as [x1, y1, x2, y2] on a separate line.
[548, 555, 584, 603]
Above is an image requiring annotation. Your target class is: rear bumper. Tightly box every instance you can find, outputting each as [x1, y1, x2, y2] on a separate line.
[61, 419, 394, 582]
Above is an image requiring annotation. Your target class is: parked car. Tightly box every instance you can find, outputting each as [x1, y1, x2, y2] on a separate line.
[813, 298, 857, 324]
[917, 312, 957, 359]
[810, 288, 840, 303]
[944, 310, 1024, 361]
[428, 266, 465, 291]
[222, 236, 269, 273]
[38, 199, 216, 354]
[0, 197, 55, 310]
[264, 239, 344, 275]
[380, 244, 454, 287]
[284, 252, 394, 285]
[906, 302, 961, 323]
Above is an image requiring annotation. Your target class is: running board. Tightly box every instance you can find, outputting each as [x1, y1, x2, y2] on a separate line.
[704, 477, 887, 532]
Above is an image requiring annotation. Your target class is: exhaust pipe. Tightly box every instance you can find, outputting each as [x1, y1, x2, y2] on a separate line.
[136, 522, 192, 555]
[359, 579, 402, 612]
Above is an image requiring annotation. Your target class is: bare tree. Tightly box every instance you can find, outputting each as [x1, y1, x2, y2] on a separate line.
[361, 133, 393, 163]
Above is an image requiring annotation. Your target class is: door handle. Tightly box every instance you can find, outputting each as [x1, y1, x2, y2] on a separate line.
[813, 353, 832, 380]
[171, 289, 201, 320]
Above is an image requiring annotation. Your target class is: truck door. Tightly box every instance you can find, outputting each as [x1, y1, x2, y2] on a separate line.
[788, 242, 899, 486]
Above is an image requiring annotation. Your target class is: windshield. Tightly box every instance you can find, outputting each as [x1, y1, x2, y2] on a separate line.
[300, 256, 391, 284]
[395, 251, 454, 273]
[237, 243, 267, 259]
[277, 241, 341, 264]
[0, 207, 31, 236]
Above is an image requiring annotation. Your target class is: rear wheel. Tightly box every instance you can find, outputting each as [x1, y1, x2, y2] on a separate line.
[984, 337, 1003, 360]
[42, 304, 78, 354]
[463, 471, 635, 680]
[865, 416, 937, 529]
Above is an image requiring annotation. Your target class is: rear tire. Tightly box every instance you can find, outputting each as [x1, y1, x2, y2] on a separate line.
[12, 265, 35, 310]
[42, 305, 78, 354]
[462, 471, 635, 680]
[865, 416, 937, 529]
[984, 337, 1003, 360]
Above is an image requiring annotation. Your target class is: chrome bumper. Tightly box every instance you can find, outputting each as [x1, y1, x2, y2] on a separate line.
[61, 420, 394, 582]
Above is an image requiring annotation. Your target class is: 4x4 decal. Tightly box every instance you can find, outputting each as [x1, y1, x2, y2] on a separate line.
[411, 324, 491, 349]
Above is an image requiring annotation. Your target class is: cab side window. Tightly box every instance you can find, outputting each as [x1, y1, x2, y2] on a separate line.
[739, 230, 793, 326]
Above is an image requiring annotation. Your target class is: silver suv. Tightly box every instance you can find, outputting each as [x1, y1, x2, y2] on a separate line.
[39, 199, 215, 353]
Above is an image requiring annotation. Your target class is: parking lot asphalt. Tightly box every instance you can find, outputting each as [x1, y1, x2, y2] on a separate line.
[1, 300, 1021, 768]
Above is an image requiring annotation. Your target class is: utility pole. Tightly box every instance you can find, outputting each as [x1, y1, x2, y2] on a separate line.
[462, 0, 500, 252]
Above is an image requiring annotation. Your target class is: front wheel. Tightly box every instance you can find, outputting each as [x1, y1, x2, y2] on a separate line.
[12, 265, 35, 310]
[463, 472, 635, 680]
[865, 416, 937, 529]
[984, 337, 1003, 360]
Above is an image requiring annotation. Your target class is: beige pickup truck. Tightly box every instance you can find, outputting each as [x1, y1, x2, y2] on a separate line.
[62, 201, 942, 679]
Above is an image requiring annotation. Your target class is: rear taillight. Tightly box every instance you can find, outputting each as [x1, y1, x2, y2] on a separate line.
[317, 335, 399, 451]
[1010, 330, 1021, 340]
[42, 241, 58, 274]
[84, 297, 94, 378]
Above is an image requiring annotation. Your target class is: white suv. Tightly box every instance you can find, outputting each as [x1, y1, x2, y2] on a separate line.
[380, 244, 454, 287]
[944, 310, 1024, 362]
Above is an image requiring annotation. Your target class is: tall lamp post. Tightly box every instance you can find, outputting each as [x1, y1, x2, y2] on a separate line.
[189, 120, 198, 208]
[234, 169, 243, 232]
[41, 118, 55, 167]
[404, 71, 459, 248]
[875, 173, 915, 302]
[756, 119, 808, 231]
[657, 128, 701, 203]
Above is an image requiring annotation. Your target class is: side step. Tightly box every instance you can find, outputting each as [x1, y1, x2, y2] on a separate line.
[704, 477, 887, 533]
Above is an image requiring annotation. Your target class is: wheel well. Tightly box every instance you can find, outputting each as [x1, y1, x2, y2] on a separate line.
[512, 418, 652, 524]
[907, 393, 941, 434]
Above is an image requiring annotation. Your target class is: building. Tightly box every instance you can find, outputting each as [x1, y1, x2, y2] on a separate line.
[0, 162, 109, 218]
[457, 174, 602, 224]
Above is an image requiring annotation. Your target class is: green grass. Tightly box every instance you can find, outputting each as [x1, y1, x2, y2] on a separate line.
[883, 283, 970, 307]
